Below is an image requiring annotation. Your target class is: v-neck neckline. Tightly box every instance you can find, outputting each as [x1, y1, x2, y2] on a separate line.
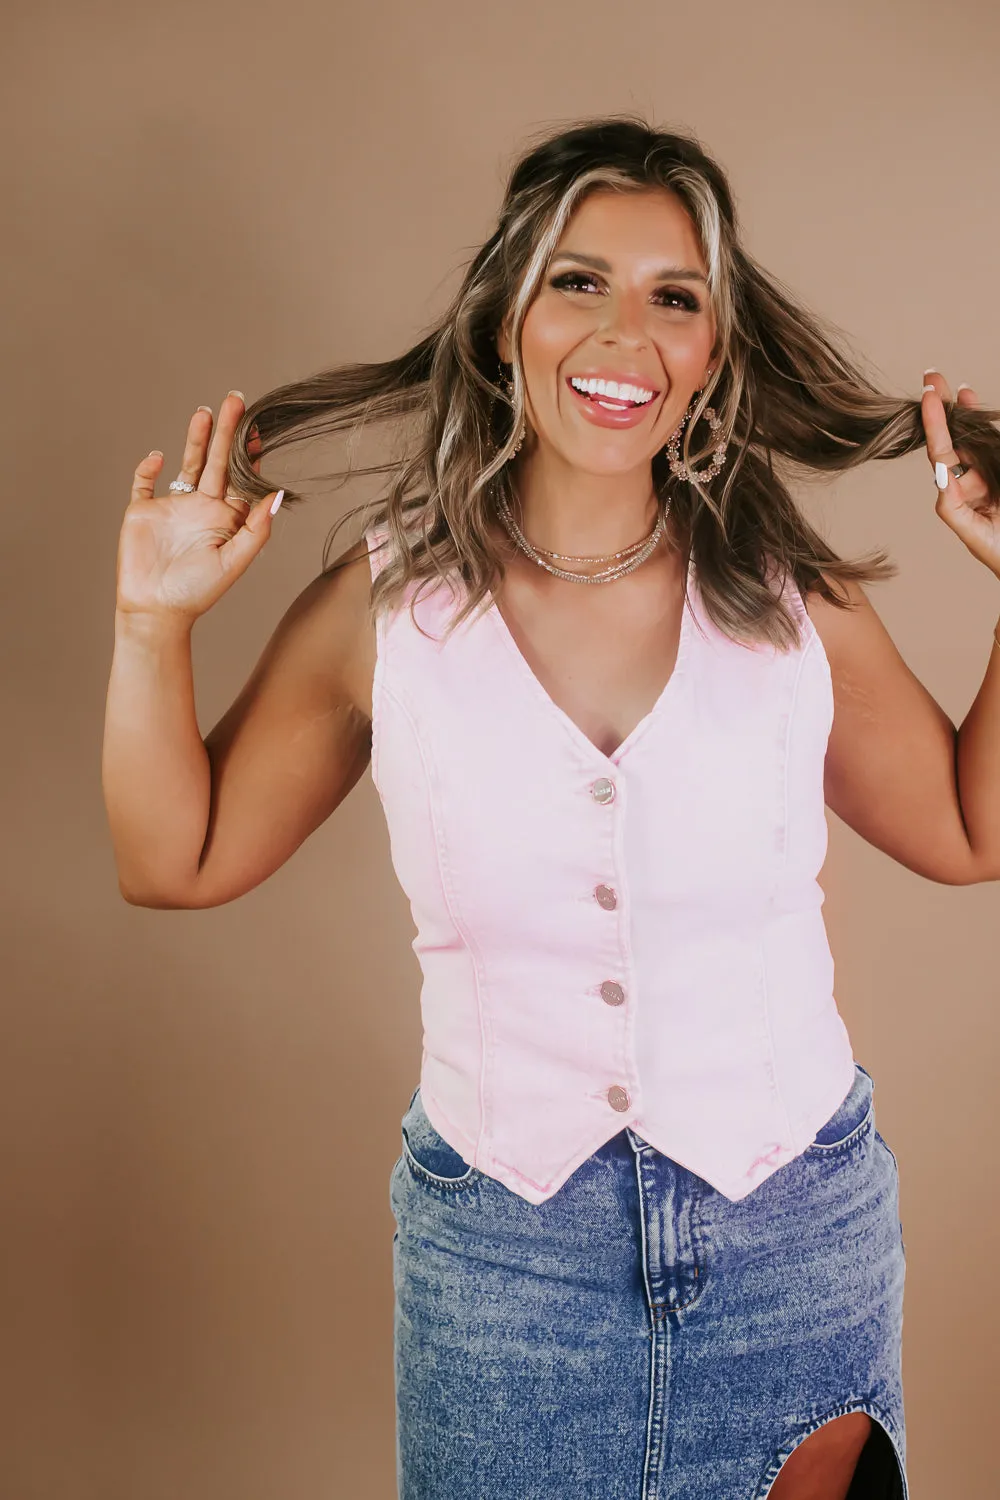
[484, 555, 697, 768]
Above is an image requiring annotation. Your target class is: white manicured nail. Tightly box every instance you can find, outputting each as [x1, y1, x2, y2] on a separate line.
[923, 367, 938, 375]
[934, 462, 949, 490]
[269, 489, 285, 515]
[957, 383, 973, 392]
[921, 384, 936, 394]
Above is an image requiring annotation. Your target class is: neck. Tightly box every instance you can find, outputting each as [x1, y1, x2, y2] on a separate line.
[507, 444, 660, 556]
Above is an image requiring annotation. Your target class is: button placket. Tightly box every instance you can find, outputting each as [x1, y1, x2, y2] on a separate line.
[587, 769, 632, 1114]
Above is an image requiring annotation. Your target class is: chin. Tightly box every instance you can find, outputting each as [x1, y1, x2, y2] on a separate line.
[561, 445, 659, 477]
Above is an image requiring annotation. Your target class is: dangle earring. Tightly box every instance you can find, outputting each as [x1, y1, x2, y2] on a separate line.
[498, 365, 525, 456]
[664, 390, 728, 483]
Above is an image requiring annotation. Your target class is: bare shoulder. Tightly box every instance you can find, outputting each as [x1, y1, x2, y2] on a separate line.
[802, 571, 892, 679]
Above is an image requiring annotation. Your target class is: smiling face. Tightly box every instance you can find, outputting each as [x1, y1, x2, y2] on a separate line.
[500, 187, 719, 477]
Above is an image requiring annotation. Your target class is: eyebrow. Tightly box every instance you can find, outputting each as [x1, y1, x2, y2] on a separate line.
[550, 250, 708, 283]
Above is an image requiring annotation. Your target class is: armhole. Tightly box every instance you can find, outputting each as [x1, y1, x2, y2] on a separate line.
[365, 524, 391, 793]
[365, 523, 391, 585]
[768, 558, 833, 710]
[789, 579, 835, 743]
[767, 554, 812, 642]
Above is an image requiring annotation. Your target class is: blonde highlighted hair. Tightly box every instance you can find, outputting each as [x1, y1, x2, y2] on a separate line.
[227, 115, 1000, 648]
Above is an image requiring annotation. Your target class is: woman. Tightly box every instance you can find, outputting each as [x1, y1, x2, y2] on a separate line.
[103, 117, 1000, 1499]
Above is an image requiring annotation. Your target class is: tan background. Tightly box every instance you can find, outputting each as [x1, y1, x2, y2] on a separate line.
[3, 1, 998, 1495]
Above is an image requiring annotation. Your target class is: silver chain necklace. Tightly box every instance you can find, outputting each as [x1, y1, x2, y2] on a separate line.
[497, 493, 670, 584]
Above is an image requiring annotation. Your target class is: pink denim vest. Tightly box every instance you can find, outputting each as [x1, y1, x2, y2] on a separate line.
[366, 523, 856, 1204]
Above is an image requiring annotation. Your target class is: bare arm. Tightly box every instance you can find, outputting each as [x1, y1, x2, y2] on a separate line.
[103, 542, 375, 909]
[103, 608, 214, 904]
[806, 367, 1000, 887]
[806, 575, 1000, 886]
[103, 390, 377, 908]
[192, 545, 375, 908]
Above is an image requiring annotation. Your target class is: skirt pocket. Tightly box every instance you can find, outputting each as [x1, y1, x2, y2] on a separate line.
[399, 1086, 483, 1191]
[803, 1062, 875, 1160]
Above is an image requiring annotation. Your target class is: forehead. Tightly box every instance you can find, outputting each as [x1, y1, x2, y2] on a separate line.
[555, 187, 706, 271]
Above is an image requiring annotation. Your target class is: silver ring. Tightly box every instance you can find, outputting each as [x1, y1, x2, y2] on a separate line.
[168, 478, 196, 493]
[949, 462, 969, 479]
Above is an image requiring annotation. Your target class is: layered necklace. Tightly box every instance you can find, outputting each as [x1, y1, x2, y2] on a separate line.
[496, 492, 671, 584]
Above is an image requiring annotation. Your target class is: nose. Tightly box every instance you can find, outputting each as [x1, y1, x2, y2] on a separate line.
[596, 289, 648, 350]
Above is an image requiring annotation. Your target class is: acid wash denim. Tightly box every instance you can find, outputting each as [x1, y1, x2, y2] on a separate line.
[389, 1062, 906, 1500]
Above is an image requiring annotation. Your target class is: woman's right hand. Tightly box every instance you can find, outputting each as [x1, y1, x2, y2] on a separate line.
[116, 391, 283, 626]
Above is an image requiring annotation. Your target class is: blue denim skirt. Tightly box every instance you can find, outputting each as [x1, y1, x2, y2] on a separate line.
[389, 1061, 907, 1499]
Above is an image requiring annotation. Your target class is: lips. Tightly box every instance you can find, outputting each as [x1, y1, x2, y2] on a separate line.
[568, 374, 657, 408]
[565, 374, 661, 429]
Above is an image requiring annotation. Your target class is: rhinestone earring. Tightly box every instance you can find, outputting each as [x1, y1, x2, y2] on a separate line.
[664, 392, 728, 483]
[499, 368, 525, 455]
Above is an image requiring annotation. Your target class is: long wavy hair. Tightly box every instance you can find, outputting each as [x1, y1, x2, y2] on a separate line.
[226, 115, 1000, 649]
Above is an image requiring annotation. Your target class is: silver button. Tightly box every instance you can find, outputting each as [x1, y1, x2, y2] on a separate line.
[594, 884, 618, 911]
[607, 1085, 631, 1112]
[591, 777, 616, 805]
[600, 980, 625, 1007]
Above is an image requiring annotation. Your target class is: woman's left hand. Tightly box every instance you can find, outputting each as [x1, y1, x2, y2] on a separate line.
[921, 370, 1000, 578]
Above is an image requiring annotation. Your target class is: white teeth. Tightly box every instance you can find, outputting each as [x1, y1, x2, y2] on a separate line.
[569, 376, 654, 405]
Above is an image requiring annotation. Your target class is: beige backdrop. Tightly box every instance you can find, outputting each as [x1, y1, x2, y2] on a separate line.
[3, 1, 999, 1496]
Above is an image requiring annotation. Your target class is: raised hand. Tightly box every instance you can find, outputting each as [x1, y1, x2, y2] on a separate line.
[116, 391, 284, 625]
[922, 370, 1000, 580]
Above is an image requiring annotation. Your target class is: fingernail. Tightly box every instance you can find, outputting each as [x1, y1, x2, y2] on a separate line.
[934, 462, 949, 490]
[197, 405, 213, 415]
[148, 449, 163, 458]
[957, 383, 972, 392]
[923, 367, 938, 376]
[921, 384, 936, 394]
[228, 389, 246, 401]
[269, 489, 285, 515]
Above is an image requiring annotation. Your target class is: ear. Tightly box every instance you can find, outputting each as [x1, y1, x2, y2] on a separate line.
[495, 316, 513, 366]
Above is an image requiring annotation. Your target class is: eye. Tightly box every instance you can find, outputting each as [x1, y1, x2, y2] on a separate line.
[548, 271, 702, 313]
[549, 270, 601, 294]
[653, 287, 702, 312]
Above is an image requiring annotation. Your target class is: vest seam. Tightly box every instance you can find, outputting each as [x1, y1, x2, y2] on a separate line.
[780, 634, 816, 866]
[365, 525, 390, 792]
[764, 634, 816, 1147]
[378, 678, 492, 1168]
[370, 607, 387, 792]
[370, 544, 845, 1205]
